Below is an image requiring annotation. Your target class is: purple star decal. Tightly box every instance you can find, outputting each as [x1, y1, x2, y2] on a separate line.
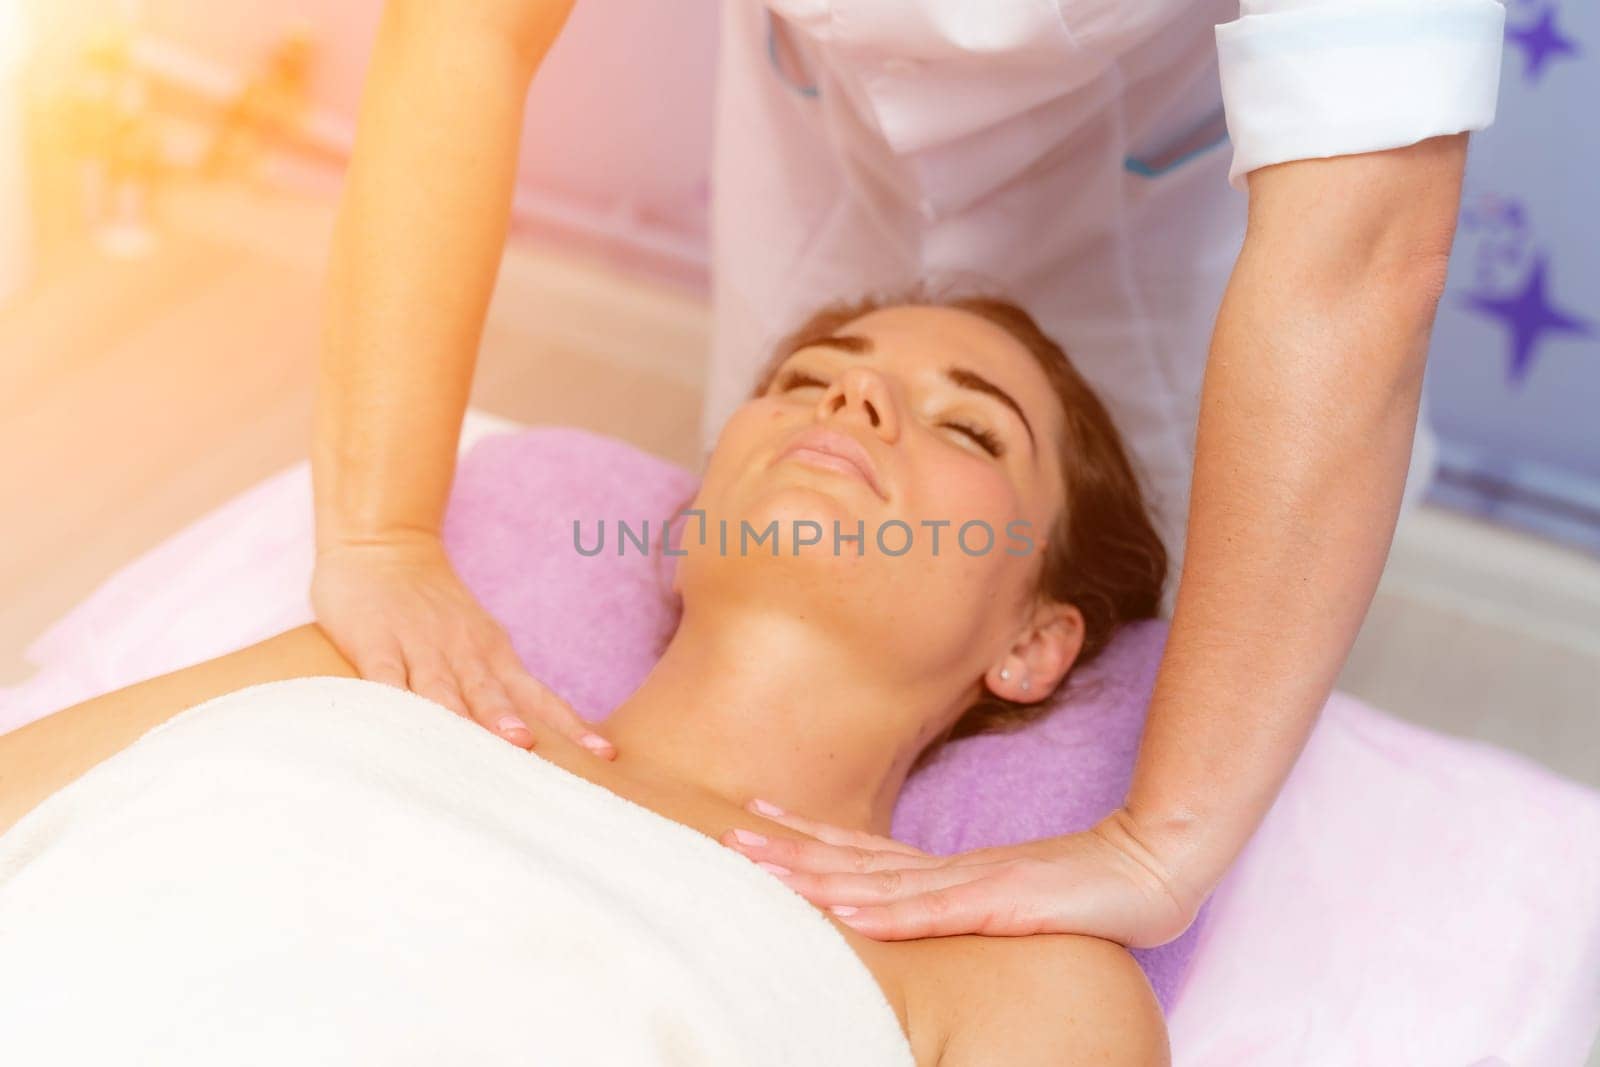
[1461, 255, 1593, 384]
[1506, 6, 1580, 83]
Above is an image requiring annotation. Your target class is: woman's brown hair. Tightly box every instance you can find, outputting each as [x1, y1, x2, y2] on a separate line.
[664, 283, 1167, 751]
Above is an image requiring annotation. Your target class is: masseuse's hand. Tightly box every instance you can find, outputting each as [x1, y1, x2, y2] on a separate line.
[312, 534, 616, 759]
[726, 801, 1198, 948]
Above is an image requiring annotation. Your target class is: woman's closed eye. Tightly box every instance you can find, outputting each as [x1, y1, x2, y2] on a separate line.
[941, 419, 1005, 458]
[774, 368, 828, 393]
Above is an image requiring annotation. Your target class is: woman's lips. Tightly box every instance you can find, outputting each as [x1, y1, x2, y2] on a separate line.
[774, 428, 888, 501]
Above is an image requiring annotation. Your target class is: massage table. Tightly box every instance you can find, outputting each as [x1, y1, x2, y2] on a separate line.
[3, 409, 1597, 1064]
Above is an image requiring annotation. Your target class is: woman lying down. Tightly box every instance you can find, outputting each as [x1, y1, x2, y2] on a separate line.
[0, 293, 1172, 1065]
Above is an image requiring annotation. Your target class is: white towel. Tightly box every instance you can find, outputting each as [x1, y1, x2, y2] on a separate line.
[0, 677, 916, 1066]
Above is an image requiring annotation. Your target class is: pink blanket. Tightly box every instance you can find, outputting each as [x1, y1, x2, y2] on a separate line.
[5, 426, 1598, 1062]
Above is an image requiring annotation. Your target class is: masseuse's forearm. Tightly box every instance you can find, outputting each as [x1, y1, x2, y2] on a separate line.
[1122, 135, 1470, 906]
[313, 0, 574, 548]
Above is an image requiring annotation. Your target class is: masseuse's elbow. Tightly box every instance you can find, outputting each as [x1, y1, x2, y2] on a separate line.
[1384, 236, 1455, 325]
[1364, 140, 1470, 342]
[1373, 251, 1454, 391]
[1388, 226, 1452, 305]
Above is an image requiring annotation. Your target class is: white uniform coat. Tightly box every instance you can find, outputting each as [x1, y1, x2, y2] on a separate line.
[704, 0, 1505, 605]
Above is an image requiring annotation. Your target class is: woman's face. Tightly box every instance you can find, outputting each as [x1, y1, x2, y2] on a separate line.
[678, 304, 1070, 682]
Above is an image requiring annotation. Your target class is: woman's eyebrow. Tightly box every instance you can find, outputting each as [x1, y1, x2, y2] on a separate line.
[799, 334, 1037, 455]
[946, 367, 1036, 454]
[801, 333, 873, 356]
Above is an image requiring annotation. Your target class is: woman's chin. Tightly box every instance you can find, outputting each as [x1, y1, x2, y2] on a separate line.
[674, 492, 878, 589]
[734, 485, 875, 543]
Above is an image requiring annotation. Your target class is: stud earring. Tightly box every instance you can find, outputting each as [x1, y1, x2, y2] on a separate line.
[998, 667, 1012, 681]
[1020, 678, 1031, 693]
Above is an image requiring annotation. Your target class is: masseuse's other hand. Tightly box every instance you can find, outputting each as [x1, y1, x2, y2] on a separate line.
[312, 535, 616, 759]
[726, 801, 1198, 948]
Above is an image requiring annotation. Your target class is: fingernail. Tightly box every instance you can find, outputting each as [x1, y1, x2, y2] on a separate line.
[756, 861, 791, 877]
[829, 905, 858, 917]
[731, 828, 768, 847]
[496, 715, 531, 737]
[580, 733, 614, 755]
[749, 798, 784, 817]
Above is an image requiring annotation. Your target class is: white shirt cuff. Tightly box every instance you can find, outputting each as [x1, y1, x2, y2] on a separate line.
[1215, 0, 1507, 191]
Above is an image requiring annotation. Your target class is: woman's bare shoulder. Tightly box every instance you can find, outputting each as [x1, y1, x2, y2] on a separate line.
[903, 931, 1169, 1067]
[0, 624, 355, 836]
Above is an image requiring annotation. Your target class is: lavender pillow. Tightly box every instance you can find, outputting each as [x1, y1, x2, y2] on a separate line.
[441, 427, 1203, 1009]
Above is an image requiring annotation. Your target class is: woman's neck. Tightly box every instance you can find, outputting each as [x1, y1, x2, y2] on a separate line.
[600, 603, 962, 834]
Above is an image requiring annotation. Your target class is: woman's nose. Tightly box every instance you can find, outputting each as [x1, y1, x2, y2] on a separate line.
[816, 366, 900, 441]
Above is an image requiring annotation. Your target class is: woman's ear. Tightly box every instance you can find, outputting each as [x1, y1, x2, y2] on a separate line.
[984, 600, 1085, 704]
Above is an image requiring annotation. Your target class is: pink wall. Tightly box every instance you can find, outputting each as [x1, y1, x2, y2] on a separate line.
[139, 0, 719, 283]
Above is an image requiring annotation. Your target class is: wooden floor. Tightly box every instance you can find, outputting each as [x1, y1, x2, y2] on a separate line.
[0, 172, 709, 685]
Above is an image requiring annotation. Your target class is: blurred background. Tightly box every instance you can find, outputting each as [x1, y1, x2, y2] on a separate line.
[0, 1, 1595, 792]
